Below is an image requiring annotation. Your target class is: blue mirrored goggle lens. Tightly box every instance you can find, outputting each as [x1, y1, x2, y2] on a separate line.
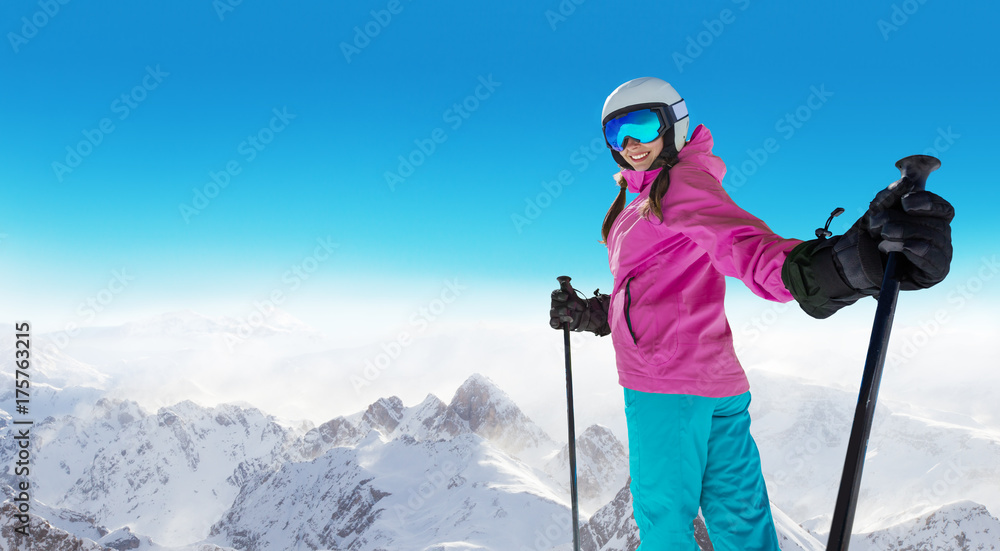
[604, 109, 664, 151]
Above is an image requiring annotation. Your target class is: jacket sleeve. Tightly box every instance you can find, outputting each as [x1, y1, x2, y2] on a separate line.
[662, 164, 803, 302]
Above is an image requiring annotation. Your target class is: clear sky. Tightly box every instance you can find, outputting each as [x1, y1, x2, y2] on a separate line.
[1, 1, 997, 338]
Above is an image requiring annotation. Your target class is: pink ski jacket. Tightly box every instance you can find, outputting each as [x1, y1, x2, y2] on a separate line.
[606, 124, 803, 397]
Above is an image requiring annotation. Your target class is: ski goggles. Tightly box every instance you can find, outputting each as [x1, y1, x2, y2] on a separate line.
[602, 101, 688, 151]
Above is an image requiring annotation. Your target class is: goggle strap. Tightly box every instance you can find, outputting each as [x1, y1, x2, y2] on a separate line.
[670, 100, 688, 123]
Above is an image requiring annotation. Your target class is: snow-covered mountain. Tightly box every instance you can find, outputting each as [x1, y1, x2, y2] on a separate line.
[0, 338, 110, 391]
[544, 424, 629, 515]
[297, 373, 556, 462]
[0, 373, 583, 549]
[850, 500, 1000, 550]
[208, 432, 571, 551]
[0, 498, 106, 551]
[2, 325, 999, 551]
[27, 398, 305, 546]
[2, 370, 834, 550]
[747, 368, 1000, 536]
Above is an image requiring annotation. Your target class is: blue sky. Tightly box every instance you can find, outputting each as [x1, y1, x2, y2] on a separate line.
[1, 0, 997, 336]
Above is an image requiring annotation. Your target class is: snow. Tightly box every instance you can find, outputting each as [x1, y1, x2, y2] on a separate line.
[544, 424, 629, 515]
[22, 398, 304, 546]
[747, 368, 1000, 536]
[850, 500, 1000, 551]
[1, 313, 998, 549]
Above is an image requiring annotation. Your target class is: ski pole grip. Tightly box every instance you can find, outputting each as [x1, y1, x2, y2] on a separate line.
[895, 154, 940, 192]
[557, 275, 573, 294]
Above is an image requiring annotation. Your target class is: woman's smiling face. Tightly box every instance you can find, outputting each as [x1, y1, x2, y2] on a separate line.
[621, 134, 664, 171]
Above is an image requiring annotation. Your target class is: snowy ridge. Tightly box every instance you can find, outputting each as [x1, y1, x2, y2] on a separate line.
[0, 373, 582, 550]
[748, 368, 1000, 534]
[0, 499, 107, 551]
[850, 500, 1000, 551]
[579, 481, 641, 551]
[0, 339, 110, 391]
[544, 424, 629, 515]
[208, 433, 571, 551]
[0, 375, 104, 422]
[298, 373, 556, 464]
[2, 365, 998, 549]
[28, 398, 305, 547]
[447, 373, 556, 461]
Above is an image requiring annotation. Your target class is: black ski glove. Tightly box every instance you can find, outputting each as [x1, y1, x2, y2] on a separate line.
[550, 283, 611, 336]
[782, 179, 954, 319]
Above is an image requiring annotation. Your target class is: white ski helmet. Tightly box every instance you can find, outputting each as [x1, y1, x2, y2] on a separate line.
[601, 77, 689, 167]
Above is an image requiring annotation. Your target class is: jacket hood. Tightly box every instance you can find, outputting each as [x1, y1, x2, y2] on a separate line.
[677, 124, 725, 181]
[619, 124, 723, 194]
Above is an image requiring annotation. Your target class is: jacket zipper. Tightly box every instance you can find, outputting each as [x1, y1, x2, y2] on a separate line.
[624, 278, 637, 344]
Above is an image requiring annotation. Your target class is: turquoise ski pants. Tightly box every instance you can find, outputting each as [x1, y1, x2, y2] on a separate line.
[624, 389, 780, 550]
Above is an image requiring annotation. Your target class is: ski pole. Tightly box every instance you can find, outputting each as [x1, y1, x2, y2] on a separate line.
[826, 155, 941, 551]
[557, 275, 582, 551]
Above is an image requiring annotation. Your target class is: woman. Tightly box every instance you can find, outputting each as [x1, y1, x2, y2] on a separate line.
[550, 77, 954, 550]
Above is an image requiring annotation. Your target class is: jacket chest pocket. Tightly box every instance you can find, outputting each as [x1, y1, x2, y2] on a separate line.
[615, 271, 679, 366]
[624, 278, 638, 344]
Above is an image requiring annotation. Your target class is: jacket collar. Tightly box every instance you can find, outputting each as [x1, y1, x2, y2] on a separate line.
[620, 167, 663, 194]
[617, 125, 721, 194]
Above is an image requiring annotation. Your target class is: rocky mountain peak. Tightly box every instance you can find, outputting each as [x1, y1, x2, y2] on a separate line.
[853, 500, 1000, 550]
[447, 373, 554, 457]
[361, 395, 405, 435]
[448, 373, 520, 432]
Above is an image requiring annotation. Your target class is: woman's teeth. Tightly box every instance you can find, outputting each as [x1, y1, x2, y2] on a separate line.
[630, 152, 649, 161]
